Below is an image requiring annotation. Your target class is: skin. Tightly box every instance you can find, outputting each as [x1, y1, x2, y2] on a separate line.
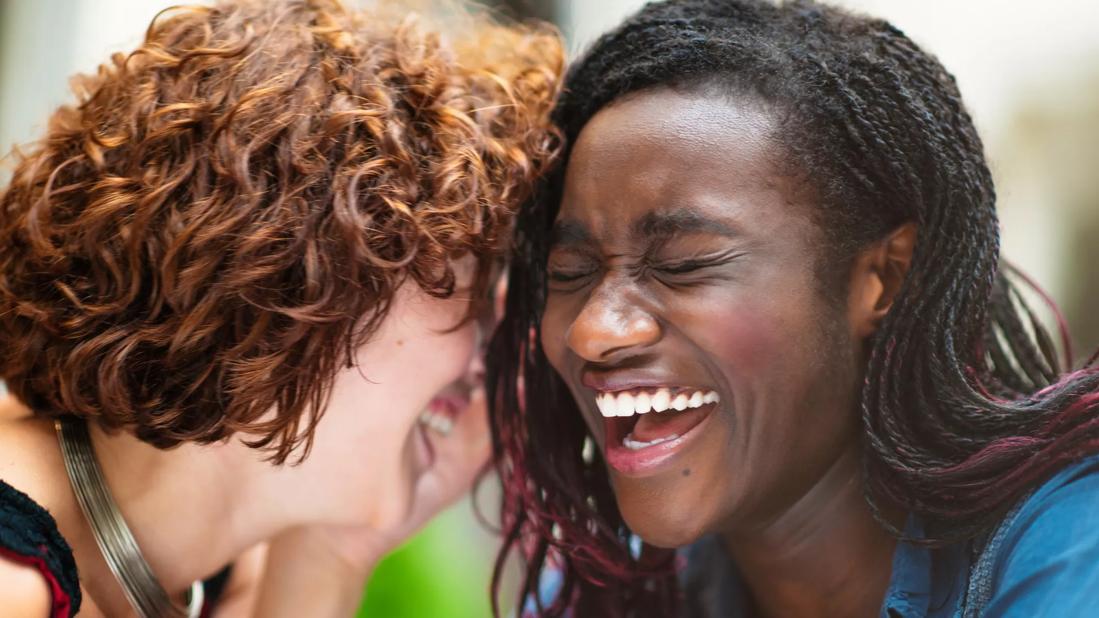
[0, 259, 492, 617]
[541, 88, 914, 617]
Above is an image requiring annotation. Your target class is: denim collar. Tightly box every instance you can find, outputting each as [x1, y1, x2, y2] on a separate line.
[881, 516, 934, 617]
[679, 516, 969, 618]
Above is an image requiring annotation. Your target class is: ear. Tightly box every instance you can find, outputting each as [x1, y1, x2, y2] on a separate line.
[848, 223, 917, 340]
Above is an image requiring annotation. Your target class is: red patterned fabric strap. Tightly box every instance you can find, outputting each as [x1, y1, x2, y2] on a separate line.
[0, 479, 81, 617]
[0, 545, 74, 618]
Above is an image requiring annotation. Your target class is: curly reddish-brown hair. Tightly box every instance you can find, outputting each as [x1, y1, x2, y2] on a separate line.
[0, 0, 561, 462]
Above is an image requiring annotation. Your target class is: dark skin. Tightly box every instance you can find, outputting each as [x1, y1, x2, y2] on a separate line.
[540, 89, 915, 617]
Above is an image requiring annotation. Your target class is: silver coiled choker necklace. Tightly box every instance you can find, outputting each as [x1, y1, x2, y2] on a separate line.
[55, 416, 203, 618]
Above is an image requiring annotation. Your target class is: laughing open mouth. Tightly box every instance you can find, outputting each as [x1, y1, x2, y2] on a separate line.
[419, 380, 475, 436]
[596, 388, 720, 451]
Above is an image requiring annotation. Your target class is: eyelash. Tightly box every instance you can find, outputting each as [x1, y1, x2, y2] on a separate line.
[546, 251, 742, 288]
[652, 259, 712, 275]
[547, 268, 596, 283]
[650, 250, 743, 277]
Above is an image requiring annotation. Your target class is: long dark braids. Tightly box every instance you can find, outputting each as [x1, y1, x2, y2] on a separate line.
[487, 1, 1099, 615]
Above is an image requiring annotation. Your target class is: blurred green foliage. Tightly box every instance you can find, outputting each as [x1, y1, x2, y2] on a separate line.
[357, 504, 496, 618]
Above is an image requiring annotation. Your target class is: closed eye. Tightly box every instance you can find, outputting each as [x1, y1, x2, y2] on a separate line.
[651, 249, 744, 275]
[655, 260, 711, 275]
[548, 268, 596, 282]
[547, 252, 600, 288]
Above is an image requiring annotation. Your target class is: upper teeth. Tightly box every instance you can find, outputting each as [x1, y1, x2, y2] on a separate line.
[595, 389, 719, 418]
[419, 410, 454, 435]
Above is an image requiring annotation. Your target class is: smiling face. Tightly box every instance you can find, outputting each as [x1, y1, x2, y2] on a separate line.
[540, 89, 869, 547]
[305, 257, 492, 529]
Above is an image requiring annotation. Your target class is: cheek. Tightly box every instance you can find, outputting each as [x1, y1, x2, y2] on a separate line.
[693, 290, 848, 461]
[712, 307, 785, 369]
[689, 291, 793, 378]
[343, 298, 479, 418]
[440, 321, 478, 378]
[398, 321, 478, 395]
[410, 297, 479, 380]
[708, 293, 857, 446]
[715, 294, 853, 390]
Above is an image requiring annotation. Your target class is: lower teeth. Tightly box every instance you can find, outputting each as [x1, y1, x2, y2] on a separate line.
[622, 433, 679, 450]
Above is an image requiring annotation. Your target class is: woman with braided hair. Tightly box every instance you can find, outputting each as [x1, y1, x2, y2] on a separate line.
[488, 0, 1099, 616]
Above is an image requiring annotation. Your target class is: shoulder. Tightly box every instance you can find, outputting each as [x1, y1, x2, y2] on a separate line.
[984, 455, 1099, 616]
[0, 556, 52, 617]
[999, 455, 1099, 556]
[0, 411, 71, 518]
[0, 412, 82, 617]
[0, 479, 79, 617]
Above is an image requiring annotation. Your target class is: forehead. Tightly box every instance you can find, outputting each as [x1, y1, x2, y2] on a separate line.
[579, 87, 775, 151]
[566, 89, 777, 189]
[559, 88, 808, 240]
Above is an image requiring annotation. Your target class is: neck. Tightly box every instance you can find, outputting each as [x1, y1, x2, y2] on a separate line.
[81, 422, 302, 597]
[720, 448, 900, 618]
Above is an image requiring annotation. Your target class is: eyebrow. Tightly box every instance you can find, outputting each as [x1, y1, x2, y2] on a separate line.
[632, 207, 740, 240]
[548, 207, 740, 249]
[549, 219, 593, 248]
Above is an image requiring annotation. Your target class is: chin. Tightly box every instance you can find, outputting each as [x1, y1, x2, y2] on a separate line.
[616, 491, 711, 549]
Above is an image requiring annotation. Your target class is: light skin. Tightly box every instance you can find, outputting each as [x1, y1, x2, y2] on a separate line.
[0, 260, 492, 617]
[541, 89, 915, 617]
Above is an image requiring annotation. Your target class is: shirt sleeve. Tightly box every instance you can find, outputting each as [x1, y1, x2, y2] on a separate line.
[982, 460, 1099, 617]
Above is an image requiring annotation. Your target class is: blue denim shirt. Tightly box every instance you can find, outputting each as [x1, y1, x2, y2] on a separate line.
[681, 455, 1099, 617]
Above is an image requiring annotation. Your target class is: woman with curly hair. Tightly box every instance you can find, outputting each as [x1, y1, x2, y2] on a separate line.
[0, 0, 560, 615]
[488, 0, 1099, 616]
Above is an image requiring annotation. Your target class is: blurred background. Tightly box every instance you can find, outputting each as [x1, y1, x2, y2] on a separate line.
[2, 0, 1097, 616]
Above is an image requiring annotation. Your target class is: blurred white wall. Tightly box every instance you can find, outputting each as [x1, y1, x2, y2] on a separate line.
[0, 0, 178, 159]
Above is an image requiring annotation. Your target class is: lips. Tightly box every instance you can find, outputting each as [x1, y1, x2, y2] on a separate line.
[420, 384, 472, 435]
[414, 382, 473, 471]
[586, 382, 723, 477]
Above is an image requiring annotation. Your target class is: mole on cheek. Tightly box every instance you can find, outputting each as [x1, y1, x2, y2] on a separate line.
[682, 468, 691, 477]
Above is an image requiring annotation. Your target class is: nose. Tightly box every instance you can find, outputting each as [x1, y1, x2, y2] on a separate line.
[565, 284, 661, 363]
[465, 316, 490, 385]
